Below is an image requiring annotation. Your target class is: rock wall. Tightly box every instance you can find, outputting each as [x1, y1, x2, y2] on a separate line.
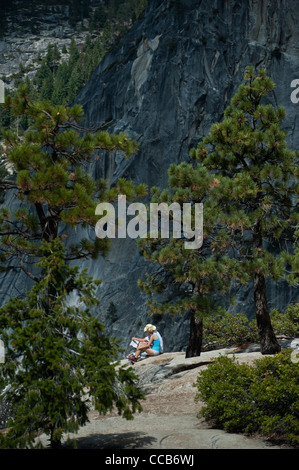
[1, 0, 298, 354]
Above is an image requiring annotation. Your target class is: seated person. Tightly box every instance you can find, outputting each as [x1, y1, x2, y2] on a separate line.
[128, 324, 162, 363]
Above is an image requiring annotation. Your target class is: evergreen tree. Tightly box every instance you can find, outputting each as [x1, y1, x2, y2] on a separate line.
[45, 43, 61, 74]
[67, 63, 84, 103]
[101, 21, 113, 50]
[0, 86, 146, 285]
[51, 60, 69, 106]
[91, 37, 106, 68]
[0, 86, 146, 448]
[68, 38, 80, 70]
[138, 164, 237, 357]
[84, 34, 93, 52]
[0, 239, 144, 448]
[190, 67, 298, 354]
[34, 61, 52, 92]
[40, 73, 54, 101]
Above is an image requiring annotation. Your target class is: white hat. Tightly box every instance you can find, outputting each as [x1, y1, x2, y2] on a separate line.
[144, 324, 156, 332]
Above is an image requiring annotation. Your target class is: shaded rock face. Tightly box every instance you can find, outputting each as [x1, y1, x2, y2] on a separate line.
[1, 0, 298, 354]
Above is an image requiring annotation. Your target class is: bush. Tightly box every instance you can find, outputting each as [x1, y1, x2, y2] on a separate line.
[271, 303, 299, 337]
[203, 303, 299, 352]
[202, 312, 259, 351]
[194, 350, 299, 446]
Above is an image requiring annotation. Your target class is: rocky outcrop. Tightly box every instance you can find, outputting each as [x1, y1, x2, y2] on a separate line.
[0, 0, 298, 354]
[0, 4, 86, 89]
[35, 342, 295, 449]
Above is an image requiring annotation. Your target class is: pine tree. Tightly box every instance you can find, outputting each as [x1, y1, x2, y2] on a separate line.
[45, 43, 61, 74]
[190, 66, 298, 354]
[0, 86, 146, 285]
[0, 239, 144, 448]
[67, 64, 84, 103]
[40, 73, 54, 101]
[68, 38, 80, 70]
[138, 163, 237, 357]
[91, 37, 106, 69]
[51, 60, 69, 105]
[0, 86, 146, 448]
[34, 60, 52, 92]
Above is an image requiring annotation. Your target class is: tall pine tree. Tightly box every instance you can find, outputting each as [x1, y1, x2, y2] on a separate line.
[0, 86, 146, 447]
[138, 163, 238, 357]
[0, 85, 146, 286]
[191, 66, 298, 354]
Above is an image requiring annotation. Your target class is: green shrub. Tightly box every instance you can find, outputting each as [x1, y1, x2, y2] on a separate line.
[203, 303, 299, 352]
[271, 303, 299, 337]
[203, 312, 259, 350]
[194, 350, 299, 446]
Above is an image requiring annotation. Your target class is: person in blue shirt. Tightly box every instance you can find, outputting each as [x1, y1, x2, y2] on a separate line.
[129, 324, 163, 363]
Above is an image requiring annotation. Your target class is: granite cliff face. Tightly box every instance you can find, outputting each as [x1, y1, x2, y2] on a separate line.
[1, 0, 299, 354]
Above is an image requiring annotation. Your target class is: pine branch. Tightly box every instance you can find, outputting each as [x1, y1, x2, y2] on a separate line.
[1, 260, 39, 282]
[0, 179, 18, 190]
[0, 230, 41, 239]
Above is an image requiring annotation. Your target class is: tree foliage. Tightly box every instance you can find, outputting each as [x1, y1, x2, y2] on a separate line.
[195, 351, 299, 446]
[0, 239, 144, 448]
[138, 67, 298, 356]
[0, 86, 145, 284]
[0, 85, 146, 448]
[138, 162, 238, 357]
[0, 1, 149, 129]
[190, 66, 298, 354]
[202, 303, 299, 351]
[33, 38, 106, 106]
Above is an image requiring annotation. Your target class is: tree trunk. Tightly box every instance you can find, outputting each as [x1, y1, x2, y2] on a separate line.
[35, 203, 58, 242]
[253, 221, 281, 355]
[185, 309, 203, 358]
[254, 271, 281, 355]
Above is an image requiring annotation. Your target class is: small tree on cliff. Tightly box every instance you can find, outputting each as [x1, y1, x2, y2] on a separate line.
[190, 66, 298, 354]
[0, 239, 144, 448]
